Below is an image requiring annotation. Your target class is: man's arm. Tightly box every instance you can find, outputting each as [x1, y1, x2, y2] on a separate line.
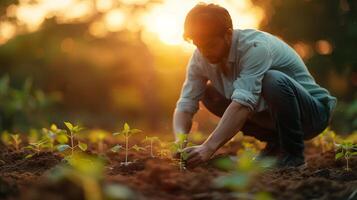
[184, 101, 252, 166]
[173, 108, 194, 141]
[203, 101, 251, 152]
[172, 49, 207, 155]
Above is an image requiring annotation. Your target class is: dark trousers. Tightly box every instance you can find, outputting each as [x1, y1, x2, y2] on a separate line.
[201, 70, 330, 155]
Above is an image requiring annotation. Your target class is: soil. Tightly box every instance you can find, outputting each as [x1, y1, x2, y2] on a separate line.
[0, 140, 356, 200]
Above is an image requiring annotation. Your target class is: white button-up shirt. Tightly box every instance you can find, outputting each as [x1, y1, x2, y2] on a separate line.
[176, 29, 337, 117]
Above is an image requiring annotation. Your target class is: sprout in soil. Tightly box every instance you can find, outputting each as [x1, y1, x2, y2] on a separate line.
[57, 122, 87, 156]
[157, 141, 171, 159]
[47, 153, 135, 200]
[214, 150, 275, 200]
[142, 136, 160, 157]
[5, 133, 22, 152]
[171, 133, 189, 171]
[335, 140, 357, 171]
[42, 124, 67, 152]
[113, 123, 142, 166]
[24, 138, 50, 158]
[89, 130, 109, 155]
[313, 127, 337, 153]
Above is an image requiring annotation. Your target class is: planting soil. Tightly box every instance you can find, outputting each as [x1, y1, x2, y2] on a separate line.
[0, 139, 356, 200]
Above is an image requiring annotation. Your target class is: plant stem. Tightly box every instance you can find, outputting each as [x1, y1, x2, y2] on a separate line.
[150, 140, 153, 157]
[71, 131, 74, 155]
[347, 158, 350, 171]
[125, 135, 128, 165]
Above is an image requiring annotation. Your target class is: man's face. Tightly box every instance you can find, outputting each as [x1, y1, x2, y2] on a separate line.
[191, 25, 232, 64]
[193, 36, 226, 64]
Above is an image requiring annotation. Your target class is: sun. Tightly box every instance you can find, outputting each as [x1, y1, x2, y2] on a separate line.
[142, 0, 265, 47]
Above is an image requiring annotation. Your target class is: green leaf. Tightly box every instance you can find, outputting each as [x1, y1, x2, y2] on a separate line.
[130, 129, 142, 134]
[131, 145, 145, 151]
[56, 134, 69, 144]
[25, 154, 34, 159]
[176, 133, 187, 143]
[214, 157, 235, 171]
[335, 152, 344, 160]
[50, 124, 58, 131]
[64, 122, 73, 130]
[351, 152, 357, 156]
[181, 151, 189, 160]
[113, 132, 121, 136]
[78, 142, 88, 151]
[57, 144, 71, 152]
[110, 144, 123, 152]
[124, 123, 130, 132]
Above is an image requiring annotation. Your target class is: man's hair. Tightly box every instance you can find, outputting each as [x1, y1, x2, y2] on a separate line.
[183, 2, 233, 42]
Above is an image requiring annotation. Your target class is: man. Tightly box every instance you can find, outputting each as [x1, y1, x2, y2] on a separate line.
[172, 3, 337, 168]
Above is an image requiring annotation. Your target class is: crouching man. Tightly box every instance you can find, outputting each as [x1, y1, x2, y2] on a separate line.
[172, 3, 337, 168]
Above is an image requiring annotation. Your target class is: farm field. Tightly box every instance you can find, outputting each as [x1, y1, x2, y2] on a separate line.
[0, 124, 356, 200]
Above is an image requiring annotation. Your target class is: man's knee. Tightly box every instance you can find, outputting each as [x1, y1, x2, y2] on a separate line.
[201, 82, 230, 117]
[262, 70, 293, 102]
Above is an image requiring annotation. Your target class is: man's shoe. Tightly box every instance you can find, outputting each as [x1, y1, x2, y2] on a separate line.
[253, 142, 280, 161]
[276, 153, 305, 168]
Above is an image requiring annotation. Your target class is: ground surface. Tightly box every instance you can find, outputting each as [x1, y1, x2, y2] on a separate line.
[0, 140, 356, 200]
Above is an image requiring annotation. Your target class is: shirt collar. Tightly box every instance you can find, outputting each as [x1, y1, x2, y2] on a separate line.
[227, 29, 239, 63]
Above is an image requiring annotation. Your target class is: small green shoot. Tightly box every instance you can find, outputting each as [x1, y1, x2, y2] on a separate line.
[89, 130, 108, 155]
[142, 136, 160, 157]
[42, 124, 67, 152]
[56, 122, 87, 156]
[335, 140, 357, 171]
[214, 150, 275, 199]
[9, 134, 22, 152]
[112, 123, 141, 165]
[313, 127, 337, 153]
[24, 138, 50, 158]
[171, 133, 189, 171]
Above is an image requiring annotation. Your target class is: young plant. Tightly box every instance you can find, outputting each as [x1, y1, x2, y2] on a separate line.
[112, 123, 141, 165]
[214, 150, 275, 200]
[9, 134, 22, 151]
[313, 127, 337, 153]
[57, 122, 87, 156]
[142, 136, 160, 157]
[48, 153, 135, 200]
[41, 124, 67, 152]
[157, 141, 171, 159]
[171, 133, 189, 171]
[24, 138, 50, 158]
[335, 140, 357, 171]
[89, 130, 108, 155]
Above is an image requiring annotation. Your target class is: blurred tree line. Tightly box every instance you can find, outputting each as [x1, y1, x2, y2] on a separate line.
[254, 0, 357, 133]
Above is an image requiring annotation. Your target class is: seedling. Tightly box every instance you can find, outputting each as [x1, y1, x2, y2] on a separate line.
[48, 153, 134, 200]
[57, 122, 87, 156]
[24, 138, 50, 158]
[214, 150, 275, 199]
[89, 130, 108, 155]
[142, 136, 160, 157]
[42, 124, 67, 152]
[313, 127, 337, 153]
[335, 140, 357, 171]
[171, 133, 189, 171]
[9, 134, 22, 152]
[113, 123, 142, 166]
[157, 141, 171, 159]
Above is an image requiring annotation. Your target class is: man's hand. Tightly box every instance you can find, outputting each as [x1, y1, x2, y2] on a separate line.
[183, 144, 215, 167]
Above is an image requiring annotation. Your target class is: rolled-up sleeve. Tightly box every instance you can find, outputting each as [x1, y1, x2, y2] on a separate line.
[176, 50, 207, 114]
[231, 41, 272, 111]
